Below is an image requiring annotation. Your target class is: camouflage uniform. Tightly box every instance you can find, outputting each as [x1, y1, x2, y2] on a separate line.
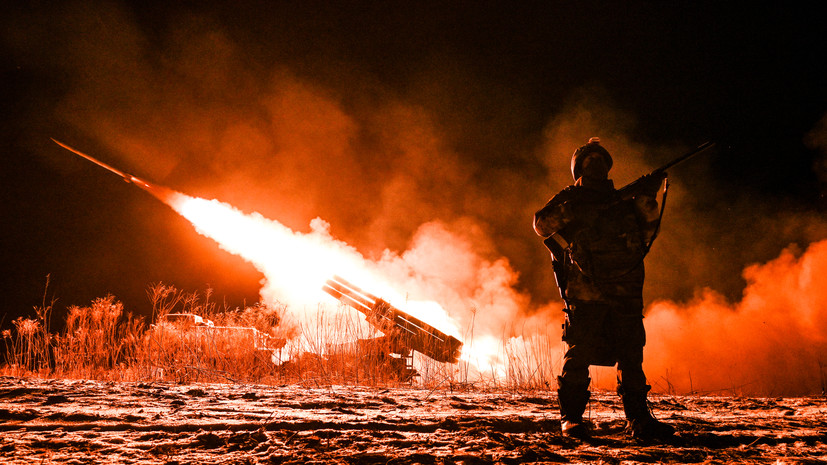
[534, 138, 672, 440]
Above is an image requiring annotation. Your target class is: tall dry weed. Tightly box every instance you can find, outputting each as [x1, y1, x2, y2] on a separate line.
[2, 277, 55, 376]
[276, 304, 396, 386]
[502, 334, 559, 391]
[52, 295, 144, 380]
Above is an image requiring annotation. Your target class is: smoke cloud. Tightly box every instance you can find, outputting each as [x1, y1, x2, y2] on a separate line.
[644, 240, 827, 396]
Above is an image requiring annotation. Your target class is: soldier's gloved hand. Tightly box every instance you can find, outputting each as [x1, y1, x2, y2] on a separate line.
[638, 171, 667, 195]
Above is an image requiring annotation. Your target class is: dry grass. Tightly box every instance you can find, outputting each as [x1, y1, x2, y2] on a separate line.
[2, 283, 561, 391]
[2, 277, 55, 377]
[53, 295, 144, 380]
[141, 283, 290, 384]
[275, 307, 408, 386]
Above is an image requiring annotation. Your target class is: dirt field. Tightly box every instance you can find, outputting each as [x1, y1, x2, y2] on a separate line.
[1, 376, 826, 464]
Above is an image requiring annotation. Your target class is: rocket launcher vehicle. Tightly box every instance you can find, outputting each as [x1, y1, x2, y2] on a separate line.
[323, 275, 463, 364]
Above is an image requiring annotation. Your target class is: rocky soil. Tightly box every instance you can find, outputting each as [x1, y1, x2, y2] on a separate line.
[1, 376, 826, 464]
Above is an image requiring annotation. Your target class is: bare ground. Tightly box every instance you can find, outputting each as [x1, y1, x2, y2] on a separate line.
[0, 376, 826, 464]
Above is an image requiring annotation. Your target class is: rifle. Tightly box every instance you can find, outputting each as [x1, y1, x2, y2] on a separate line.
[617, 140, 715, 199]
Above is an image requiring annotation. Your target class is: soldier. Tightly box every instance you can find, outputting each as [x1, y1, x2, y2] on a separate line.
[533, 137, 674, 440]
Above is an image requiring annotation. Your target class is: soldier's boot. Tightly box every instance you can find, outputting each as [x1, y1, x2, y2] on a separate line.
[557, 376, 591, 438]
[619, 385, 675, 441]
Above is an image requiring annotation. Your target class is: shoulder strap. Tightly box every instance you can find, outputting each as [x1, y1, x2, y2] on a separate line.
[642, 177, 669, 256]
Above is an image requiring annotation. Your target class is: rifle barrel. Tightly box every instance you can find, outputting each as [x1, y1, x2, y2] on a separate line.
[660, 141, 715, 172]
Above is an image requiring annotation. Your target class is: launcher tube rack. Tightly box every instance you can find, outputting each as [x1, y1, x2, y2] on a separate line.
[322, 275, 462, 363]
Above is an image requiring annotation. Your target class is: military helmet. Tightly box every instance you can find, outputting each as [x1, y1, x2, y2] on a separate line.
[570, 137, 613, 181]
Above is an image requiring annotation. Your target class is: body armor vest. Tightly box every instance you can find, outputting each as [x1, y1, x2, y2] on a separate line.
[562, 185, 647, 306]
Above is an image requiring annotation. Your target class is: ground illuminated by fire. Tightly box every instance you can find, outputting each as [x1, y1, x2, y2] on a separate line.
[1, 377, 826, 464]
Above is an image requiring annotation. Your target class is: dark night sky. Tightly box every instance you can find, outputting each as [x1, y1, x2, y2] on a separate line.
[2, 1, 825, 328]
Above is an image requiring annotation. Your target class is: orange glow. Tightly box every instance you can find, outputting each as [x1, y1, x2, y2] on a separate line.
[120, 175, 558, 382]
[639, 241, 827, 396]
